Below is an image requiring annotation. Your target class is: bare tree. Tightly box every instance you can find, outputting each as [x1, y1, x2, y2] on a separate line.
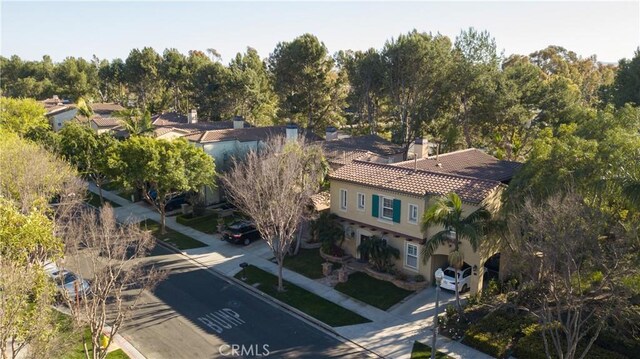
[222, 136, 324, 291]
[506, 192, 636, 359]
[58, 205, 166, 359]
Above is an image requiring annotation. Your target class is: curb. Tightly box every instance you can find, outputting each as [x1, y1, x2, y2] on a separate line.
[152, 238, 384, 358]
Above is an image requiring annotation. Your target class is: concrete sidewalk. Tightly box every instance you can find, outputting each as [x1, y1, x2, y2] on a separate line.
[89, 184, 493, 359]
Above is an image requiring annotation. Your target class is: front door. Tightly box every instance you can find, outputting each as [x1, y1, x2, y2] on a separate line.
[359, 235, 371, 262]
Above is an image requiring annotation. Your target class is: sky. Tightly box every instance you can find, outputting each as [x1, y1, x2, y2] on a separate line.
[1, 1, 639, 64]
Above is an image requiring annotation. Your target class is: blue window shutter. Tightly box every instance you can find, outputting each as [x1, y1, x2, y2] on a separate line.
[392, 199, 401, 223]
[372, 195, 379, 218]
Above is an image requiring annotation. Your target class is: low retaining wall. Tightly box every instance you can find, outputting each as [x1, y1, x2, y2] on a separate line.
[363, 267, 428, 291]
[319, 248, 351, 263]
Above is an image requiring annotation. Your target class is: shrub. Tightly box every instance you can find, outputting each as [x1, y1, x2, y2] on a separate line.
[414, 274, 425, 282]
[357, 236, 400, 273]
[513, 327, 628, 359]
[463, 330, 511, 358]
[395, 271, 408, 281]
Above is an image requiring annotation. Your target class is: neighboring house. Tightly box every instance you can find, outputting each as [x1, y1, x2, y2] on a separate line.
[184, 120, 320, 204]
[90, 117, 121, 135]
[328, 149, 519, 294]
[321, 127, 405, 169]
[41, 96, 77, 132]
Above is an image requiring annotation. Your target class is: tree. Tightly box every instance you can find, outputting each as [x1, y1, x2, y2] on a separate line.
[612, 49, 640, 107]
[0, 129, 79, 213]
[58, 205, 166, 359]
[0, 97, 50, 137]
[53, 57, 99, 101]
[59, 123, 118, 204]
[505, 192, 638, 359]
[160, 48, 188, 112]
[269, 33, 346, 132]
[339, 48, 386, 134]
[228, 47, 278, 126]
[421, 192, 490, 310]
[222, 136, 324, 291]
[111, 137, 215, 233]
[382, 31, 454, 154]
[189, 60, 233, 121]
[115, 108, 153, 136]
[97, 58, 127, 104]
[124, 47, 164, 110]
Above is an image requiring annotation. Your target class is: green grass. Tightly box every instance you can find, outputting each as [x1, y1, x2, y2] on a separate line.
[411, 341, 453, 359]
[139, 219, 207, 250]
[56, 312, 130, 359]
[284, 249, 341, 279]
[176, 213, 219, 234]
[86, 191, 121, 208]
[334, 271, 414, 310]
[235, 265, 370, 327]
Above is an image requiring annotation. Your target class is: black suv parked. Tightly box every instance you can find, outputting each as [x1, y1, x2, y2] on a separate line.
[222, 221, 260, 245]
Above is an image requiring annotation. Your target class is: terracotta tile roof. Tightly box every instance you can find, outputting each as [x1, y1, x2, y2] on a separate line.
[90, 103, 124, 116]
[324, 149, 385, 167]
[151, 112, 188, 126]
[322, 134, 403, 156]
[395, 148, 522, 182]
[184, 126, 322, 143]
[329, 160, 502, 203]
[153, 127, 192, 137]
[91, 117, 120, 128]
[310, 191, 331, 211]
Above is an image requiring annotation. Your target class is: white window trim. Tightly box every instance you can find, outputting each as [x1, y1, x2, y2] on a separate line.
[404, 242, 419, 272]
[357, 192, 365, 211]
[408, 203, 418, 224]
[340, 189, 347, 211]
[380, 196, 394, 221]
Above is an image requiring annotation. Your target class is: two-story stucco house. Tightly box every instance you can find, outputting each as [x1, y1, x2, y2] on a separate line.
[328, 148, 521, 294]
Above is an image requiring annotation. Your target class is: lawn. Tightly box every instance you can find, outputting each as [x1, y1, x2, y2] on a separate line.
[284, 249, 340, 279]
[235, 265, 370, 327]
[139, 219, 207, 250]
[56, 312, 130, 359]
[86, 192, 121, 208]
[411, 341, 452, 359]
[334, 271, 414, 310]
[176, 212, 219, 234]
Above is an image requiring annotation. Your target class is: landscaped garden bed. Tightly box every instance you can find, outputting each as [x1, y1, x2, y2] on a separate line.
[139, 219, 207, 250]
[363, 266, 428, 291]
[235, 265, 370, 327]
[334, 271, 414, 310]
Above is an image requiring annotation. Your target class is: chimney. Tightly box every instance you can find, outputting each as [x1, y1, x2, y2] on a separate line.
[188, 109, 198, 124]
[285, 123, 298, 141]
[233, 115, 244, 129]
[413, 137, 429, 159]
[325, 126, 338, 141]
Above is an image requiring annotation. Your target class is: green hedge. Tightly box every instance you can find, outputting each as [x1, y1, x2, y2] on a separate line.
[461, 309, 536, 358]
[462, 330, 511, 358]
[176, 213, 217, 225]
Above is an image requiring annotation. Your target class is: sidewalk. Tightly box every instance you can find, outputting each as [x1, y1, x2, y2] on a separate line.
[89, 184, 493, 359]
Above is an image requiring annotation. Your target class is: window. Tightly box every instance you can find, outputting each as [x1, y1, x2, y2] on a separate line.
[408, 204, 418, 224]
[357, 193, 365, 210]
[381, 197, 394, 220]
[340, 189, 347, 210]
[406, 243, 418, 270]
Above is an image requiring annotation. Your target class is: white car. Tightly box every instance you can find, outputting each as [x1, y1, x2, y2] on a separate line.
[51, 269, 91, 299]
[438, 266, 472, 293]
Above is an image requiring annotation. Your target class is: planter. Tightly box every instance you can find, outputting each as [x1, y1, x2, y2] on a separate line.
[364, 267, 428, 291]
[322, 262, 333, 276]
[319, 247, 351, 263]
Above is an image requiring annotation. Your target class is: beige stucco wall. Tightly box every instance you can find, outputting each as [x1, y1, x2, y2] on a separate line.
[331, 179, 491, 294]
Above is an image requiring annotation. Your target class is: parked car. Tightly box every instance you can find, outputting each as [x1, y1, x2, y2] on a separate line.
[51, 269, 91, 299]
[438, 265, 472, 293]
[222, 220, 260, 245]
[146, 190, 187, 211]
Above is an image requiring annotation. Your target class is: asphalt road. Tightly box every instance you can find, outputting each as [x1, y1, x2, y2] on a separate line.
[120, 245, 370, 359]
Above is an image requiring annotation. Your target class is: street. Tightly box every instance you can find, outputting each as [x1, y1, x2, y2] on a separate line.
[119, 245, 371, 358]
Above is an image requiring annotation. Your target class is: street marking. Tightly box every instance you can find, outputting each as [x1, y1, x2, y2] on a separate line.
[197, 308, 245, 334]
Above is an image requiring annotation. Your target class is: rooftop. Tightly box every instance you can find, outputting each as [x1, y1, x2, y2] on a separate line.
[322, 134, 403, 156]
[91, 117, 120, 128]
[329, 160, 503, 204]
[395, 148, 522, 182]
[184, 126, 322, 143]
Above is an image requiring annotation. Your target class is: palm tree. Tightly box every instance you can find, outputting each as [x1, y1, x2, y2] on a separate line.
[115, 108, 153, 136]
[76, 97, 94, 120]
[421, 192, 490, 311]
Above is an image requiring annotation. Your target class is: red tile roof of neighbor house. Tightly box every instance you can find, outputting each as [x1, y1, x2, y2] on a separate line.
[90, 103, 124, 115]
[322, 134, 404, 156]
[395, 148, 522, 182]
[329, 160, 503, 204]
[91, 117, 120, 128]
